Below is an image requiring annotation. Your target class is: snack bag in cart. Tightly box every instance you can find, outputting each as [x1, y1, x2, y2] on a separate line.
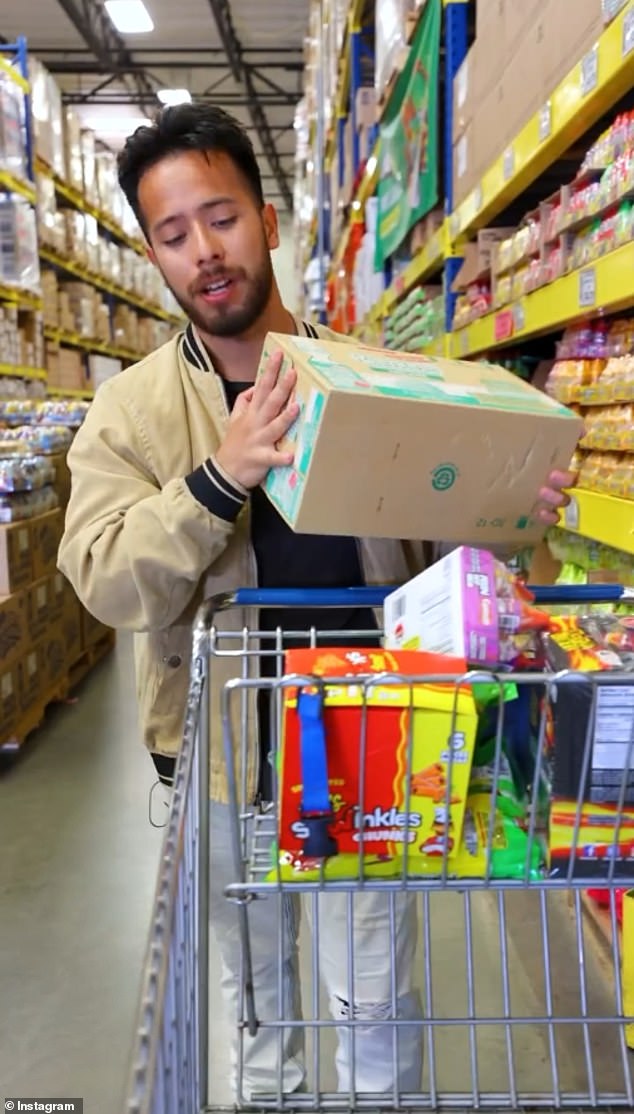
[276, 647, 479, 879]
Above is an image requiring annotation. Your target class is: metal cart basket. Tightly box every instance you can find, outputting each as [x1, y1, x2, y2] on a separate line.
[124, 584, 634, 1114]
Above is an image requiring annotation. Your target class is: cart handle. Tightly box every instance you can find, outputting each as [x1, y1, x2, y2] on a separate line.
[231, 584, 630, 608]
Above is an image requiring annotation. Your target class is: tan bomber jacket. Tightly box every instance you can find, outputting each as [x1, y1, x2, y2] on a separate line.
[57, 318, 427, 802]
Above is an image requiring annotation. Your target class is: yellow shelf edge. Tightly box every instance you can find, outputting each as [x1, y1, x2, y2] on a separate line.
[43, 326, 142, 362]
[0, 364, 46, 381]
[0, 168, 36, 203]
[450, 240, 634, 357]
[0, 54, 29, 94]
[39, 247, 181, 325]
[36, 158, 145, 256]
[0, 283, 42, 310]
[450, 1, 634, 237]
[560, 488, 634, 555]
[46, 386, 95, 400]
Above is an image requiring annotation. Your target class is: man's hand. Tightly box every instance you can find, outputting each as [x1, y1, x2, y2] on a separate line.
[216, 350, 299, 490]
[533, 468, 577, 527]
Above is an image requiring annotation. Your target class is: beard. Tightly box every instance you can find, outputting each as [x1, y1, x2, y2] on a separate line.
[166, 248, 275, 339]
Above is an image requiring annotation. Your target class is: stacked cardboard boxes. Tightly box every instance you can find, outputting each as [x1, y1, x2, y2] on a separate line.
[0, 463, 113, 746]
[453, 0, 605, 206]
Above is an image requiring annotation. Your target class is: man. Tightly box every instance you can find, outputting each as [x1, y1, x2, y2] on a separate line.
[57, 104, 574, 1101]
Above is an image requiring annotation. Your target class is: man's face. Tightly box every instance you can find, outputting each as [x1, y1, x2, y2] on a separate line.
[139, 148, 278, 338]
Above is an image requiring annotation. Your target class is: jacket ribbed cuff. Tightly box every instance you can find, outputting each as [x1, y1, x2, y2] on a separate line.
[185, 455, 248, 522]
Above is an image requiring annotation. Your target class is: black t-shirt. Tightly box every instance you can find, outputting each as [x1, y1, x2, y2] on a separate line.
[223, 380, 379, 797]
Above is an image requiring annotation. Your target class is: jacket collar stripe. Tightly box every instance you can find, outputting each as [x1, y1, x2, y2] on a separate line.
[181, 316, 321, 374]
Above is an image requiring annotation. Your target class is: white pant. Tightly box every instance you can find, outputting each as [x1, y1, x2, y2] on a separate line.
[209, 803, 423, 1101]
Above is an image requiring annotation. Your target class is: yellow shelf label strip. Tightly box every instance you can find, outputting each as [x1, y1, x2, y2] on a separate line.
[450, 241, 634, 358]
[450, 1, 634, 238]
[560, 488, 634, 556]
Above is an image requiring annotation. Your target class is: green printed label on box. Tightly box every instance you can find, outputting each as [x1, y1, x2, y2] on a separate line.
[263, 388, 325, 522]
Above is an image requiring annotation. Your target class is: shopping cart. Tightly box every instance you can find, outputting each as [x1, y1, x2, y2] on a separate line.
[124, 584, 634, 1114]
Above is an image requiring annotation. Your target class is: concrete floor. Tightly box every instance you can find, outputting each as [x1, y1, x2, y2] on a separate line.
[0, 634, 163, 1114]
[0, 634, 632, 1112]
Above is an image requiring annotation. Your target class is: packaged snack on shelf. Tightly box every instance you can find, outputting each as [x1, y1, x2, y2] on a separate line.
[384, 547, 550, 668]
[0, 485, 59, 522]
[0, 424, 73, 455]
[277, 646, 478, 873]
[581, 404, 634, 450]
[543, 614, 634, 878]
[0, 399, 41, 425]
[36, 399, 90, 427]
[0, 455, 55, 493]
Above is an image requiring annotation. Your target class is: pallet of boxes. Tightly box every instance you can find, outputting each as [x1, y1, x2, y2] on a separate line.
[0, 398, 115, 753]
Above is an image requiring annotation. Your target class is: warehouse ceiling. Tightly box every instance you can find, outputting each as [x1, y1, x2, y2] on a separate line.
[1, 0, 310, 208]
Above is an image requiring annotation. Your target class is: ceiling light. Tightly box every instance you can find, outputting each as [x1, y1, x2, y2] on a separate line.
[157, 88, 192, 106]
[105, 1, 154, 34]
[85, 116, 148, 134]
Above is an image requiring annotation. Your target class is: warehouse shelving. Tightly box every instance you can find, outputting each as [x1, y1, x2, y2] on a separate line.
[43, 326, 143, 364]
[0, 282, 42, 311]
[39, 246, 181, 326]
[450, 241, 634, 358]
[449, 3, 634, 239]
[35, 157, 145, 256]
[0, 363, 46, 381]
[46, 385, 94, 400]
[0, 166, 35, 204]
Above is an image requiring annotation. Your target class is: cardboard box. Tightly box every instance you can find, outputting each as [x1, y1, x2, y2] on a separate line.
[0, 663, 19, 742]
[0, 591, 28, 669]
[476, 0, 505, 38]
[452, 122, 480, 208]
[0, 520, 32, 594]
[17, 646, 43, 716]
[39, 629, 67, 693]
[452, 51, 473, 142]
[31, 510, 63, 583]
[48, 571, 66, 627]
[27, 578, 51, 644]
[452, 229, 516, 291]
[61, 593, 82, 667]
[258, 333, 583, 544]
[385, 547, 512, 664]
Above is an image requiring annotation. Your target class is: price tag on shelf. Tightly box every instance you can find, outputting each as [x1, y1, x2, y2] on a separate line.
[539, 102, 552, 143]
[624, 7, 634, 57]
[579, 267, 597, 308]
[513, 301, 526, 332]
[474, 184, 483, 212]
[494, 309, 515, 342]
[503, 147, 515, 182]
[581, 46, 599, 96]
[564, 496, 580, 532]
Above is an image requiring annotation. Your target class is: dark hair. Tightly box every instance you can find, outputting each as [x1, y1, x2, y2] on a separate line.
[117, 103, 265, 235]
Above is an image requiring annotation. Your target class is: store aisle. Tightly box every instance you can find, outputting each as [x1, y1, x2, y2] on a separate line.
[0, 635, 163, 1114]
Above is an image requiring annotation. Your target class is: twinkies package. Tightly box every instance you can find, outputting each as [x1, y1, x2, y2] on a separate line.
[276, 647, 478, 877]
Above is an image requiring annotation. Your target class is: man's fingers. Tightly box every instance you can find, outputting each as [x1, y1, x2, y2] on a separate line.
[252, 350, 284, 406]
[259, 367, 298, 423]
[269, 401, 300, 442]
